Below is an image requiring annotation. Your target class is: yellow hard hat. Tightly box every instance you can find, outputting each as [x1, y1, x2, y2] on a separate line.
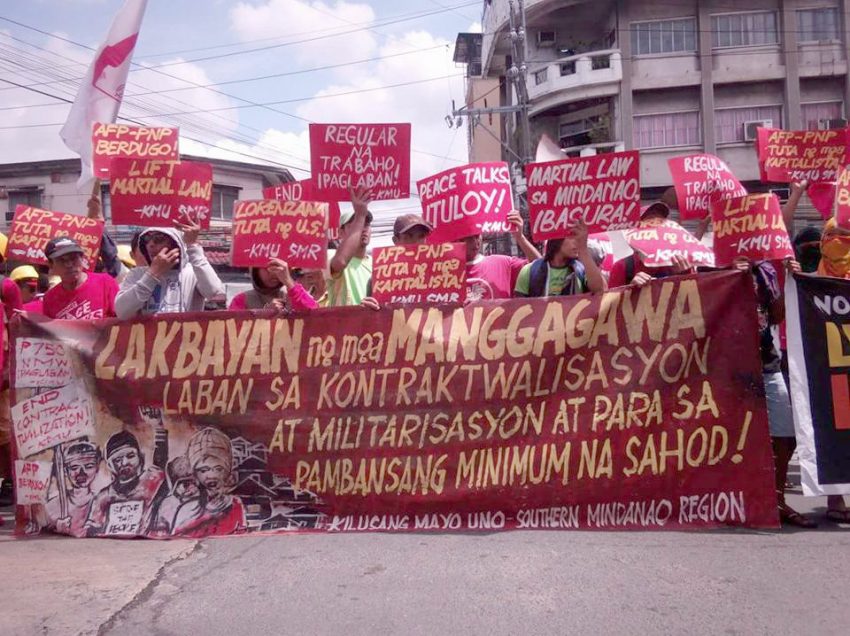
[10, 265, 39, 282]
[117, 244, 136, 267]
[0, 232, 7, 260]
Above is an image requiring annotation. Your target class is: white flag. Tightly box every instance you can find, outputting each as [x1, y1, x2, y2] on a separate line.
[60, 0, 149, 189]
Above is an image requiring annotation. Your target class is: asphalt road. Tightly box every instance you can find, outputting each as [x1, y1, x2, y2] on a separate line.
[2, 488, 848, 636]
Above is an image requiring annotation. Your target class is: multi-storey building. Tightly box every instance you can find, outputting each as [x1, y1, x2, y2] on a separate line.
[457, 0, 849, 220]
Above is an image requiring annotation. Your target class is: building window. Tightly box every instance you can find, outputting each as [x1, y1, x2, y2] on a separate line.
[715, 105, 782, 143]
[6, 188, 42, 222]
[633, 111, 701, 149]
[798, 7, 840, 43]
[631, 18, 697, 55]
[801, 101, 844, 130]
[211, 185, 240, 220]
[712, 11, 779, 48]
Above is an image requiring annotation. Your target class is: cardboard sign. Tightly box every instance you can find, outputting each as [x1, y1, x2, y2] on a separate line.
[418, 162, 513, 243]
[372, 243, 466, 304]
[263, 178, 341, 240]
[14, 460, 52, 505]
[836, 168, 850, 228]
[231, 199, 328, 269]
[668, 154, 747, 220]
[757, 128, 850, 183]
[109, 159, 213, 228]
[92, 123, 178, 179]
[11, 382, 95, 458]
[104, 501, 145, 536]
[625, 219, 715, 268]
[14, 338, 73, 389]
[310, 123, 411, 201]
[6, 205, 103, 267]
[525, 151, 641, 239]
[808, 182, 836, 220]
[711, 193, 794, 266]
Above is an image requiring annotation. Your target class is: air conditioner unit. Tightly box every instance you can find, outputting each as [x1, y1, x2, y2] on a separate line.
[743, 119, 773, 142]
[818, 118, 848, 130]
[537, 31, 557, 47]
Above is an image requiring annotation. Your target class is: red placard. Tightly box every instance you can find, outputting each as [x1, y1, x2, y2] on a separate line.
[711, 193, 793, 266]
[418, 162, 513, 243]
[756, 127, 850, 183]
[668, 154, 747, 220]
[525, 150, 640, 239]
[92, 123, 178, 179]
[625, 218, 715, 268]
[263, 178, 341, 240]
[310, 123, 411, 201]
[109, 159, 213, 228]
[231, 200, 328, 269]
[6, 205, 103, 267]
[807, 182, 836, 220]
[372, 243, 466, 304]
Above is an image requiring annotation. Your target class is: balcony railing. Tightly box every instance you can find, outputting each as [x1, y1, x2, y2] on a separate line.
[527, 49, 623, 102]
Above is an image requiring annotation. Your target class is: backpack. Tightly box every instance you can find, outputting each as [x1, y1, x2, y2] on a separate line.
[527, 258, 586, 297]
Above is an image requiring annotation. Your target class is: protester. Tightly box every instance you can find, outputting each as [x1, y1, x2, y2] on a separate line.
[327, 187, 373, 307]
[731, 256, 816, 527]
[229, 258, 318, 312]
[115, 213, 224, 317]
[464, 210, 541, 301]
[608, 202, 694, 287]
[361, 213, 433, 310]
[10, 265, 39, 304]
[42, 237, 119, 320]
[792, 226, 822, 274]
[515, 220, 607, 297]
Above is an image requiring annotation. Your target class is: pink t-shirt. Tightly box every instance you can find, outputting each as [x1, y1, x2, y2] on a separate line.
[43, 273, 118, 320]
[229, 284, 318, 311]
[465, 254, 526, 301]
[22, 298, 43, 314]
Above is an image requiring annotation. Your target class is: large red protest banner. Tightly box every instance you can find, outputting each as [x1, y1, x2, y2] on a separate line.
[92, 123, 178, 179]
[624, 219, 715, 268]
[263, 178, 341, 240]
[668, 154, 747, 220]
[711, 193, 794, 266]
[6, 205, 103, 266]
[372, 243, 466, 304]
[525, 151, 640, 239]
[12, 271, 778, 537]
[109, 159, 213, 228]
[756, 128, 850, 183]
[418, 162, 513, 243]
[310, 123, 411, 201]
[231, 199, 328, 269]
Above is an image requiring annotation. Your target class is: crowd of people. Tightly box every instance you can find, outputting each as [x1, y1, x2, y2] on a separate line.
[0, 179, 847, 531]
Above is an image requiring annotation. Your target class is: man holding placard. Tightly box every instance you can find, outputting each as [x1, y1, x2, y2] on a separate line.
[42, 237, 119, 320]
[327, 187, 373, 307]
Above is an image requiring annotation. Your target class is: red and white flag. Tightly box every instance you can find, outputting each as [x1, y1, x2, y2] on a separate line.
[60, 0, 149, 189]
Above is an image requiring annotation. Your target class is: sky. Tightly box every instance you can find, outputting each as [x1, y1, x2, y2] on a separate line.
[0, 0, 484, 229]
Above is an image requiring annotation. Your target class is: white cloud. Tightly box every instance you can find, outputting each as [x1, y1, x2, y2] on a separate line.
[230, 0, 378, 66]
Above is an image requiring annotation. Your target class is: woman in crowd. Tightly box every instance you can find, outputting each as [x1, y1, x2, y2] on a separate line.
[229, 258, 318, 312]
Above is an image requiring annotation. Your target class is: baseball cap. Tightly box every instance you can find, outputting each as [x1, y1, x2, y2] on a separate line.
[393, 214, 433, 237]
[339, 208, 373, 227]
[44, 236, 84, 261]
[10, 265, 39, 283]
[640, 201, 670, 220]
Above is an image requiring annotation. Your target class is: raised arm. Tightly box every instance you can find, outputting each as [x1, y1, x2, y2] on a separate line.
[330, 187, 371, 277]
[508, 210, 541, 261]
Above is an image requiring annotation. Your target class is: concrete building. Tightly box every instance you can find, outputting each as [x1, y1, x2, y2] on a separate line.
[458, 0, 850, 223]
[0, 155, 294, 281]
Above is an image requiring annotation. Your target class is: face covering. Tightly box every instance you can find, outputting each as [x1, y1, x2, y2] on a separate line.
[819, 235, 850, 278]
[796, 245, 821, 273]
